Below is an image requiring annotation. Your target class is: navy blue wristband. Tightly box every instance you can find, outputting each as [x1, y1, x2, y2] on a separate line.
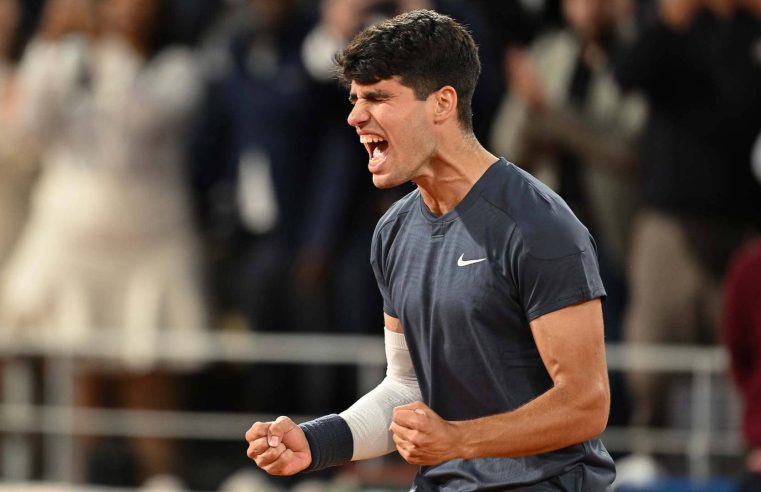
[299, 414, 353, 472]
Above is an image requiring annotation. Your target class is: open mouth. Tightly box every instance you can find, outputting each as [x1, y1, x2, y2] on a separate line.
[360, 134, 389, 164]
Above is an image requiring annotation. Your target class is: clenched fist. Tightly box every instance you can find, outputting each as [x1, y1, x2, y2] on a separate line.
[245, 416, 312, 475]
[389, 401, 463, 465]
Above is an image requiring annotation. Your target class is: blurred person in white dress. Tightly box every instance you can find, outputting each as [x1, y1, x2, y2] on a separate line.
[0, 0, 208, 486]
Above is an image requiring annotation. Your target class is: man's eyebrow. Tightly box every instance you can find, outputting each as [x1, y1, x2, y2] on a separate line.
[349, 89, 392, 104]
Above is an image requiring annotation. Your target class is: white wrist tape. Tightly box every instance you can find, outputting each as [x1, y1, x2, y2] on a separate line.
[339, 328, 422, 461]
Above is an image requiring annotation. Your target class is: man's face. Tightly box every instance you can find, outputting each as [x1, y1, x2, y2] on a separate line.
[347, 78, 436, 189]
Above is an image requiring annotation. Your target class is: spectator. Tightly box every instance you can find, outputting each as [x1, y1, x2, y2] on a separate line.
[721, 2, 761, 490]
[614, 0, 761, 473]
[722, 239, 761, 492]
[0, 0, 208, 486]
[494, 0, 645, 279]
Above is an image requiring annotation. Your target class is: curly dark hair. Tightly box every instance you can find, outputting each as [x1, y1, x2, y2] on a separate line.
[335, 9, 481, 132]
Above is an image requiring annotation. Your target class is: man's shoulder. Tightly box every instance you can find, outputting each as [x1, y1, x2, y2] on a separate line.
[370, 188, 419, 266]
[373, 188, 419, 236]
[481, 162, 593, 259]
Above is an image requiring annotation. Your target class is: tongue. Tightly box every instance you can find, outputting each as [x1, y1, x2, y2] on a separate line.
[373, 143, 387, 160]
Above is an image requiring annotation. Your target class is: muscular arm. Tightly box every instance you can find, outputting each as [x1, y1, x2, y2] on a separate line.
[391, 299, 610, 463]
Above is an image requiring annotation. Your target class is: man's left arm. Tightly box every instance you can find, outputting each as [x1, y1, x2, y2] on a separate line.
[389, 298, 609, 465]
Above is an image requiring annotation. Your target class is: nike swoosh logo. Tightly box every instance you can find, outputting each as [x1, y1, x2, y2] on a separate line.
[457, 254, 487, 267]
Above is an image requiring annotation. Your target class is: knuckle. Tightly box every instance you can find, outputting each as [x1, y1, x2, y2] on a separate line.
[247, 422, 264, 436]
[257, 455, 275, 468]
[264, 461, 284, 475]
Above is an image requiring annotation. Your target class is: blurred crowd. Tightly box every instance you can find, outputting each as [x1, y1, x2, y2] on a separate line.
[0, 0, 760, 490]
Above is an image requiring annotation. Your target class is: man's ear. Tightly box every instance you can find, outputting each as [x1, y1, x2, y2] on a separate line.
[432, 86, 458, 124]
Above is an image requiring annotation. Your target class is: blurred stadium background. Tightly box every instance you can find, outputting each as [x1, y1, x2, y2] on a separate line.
[1, 0, 760, 491]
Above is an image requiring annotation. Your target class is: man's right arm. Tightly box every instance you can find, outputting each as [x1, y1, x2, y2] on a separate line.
[245, 313, 421, 475]
[338, 314, 420, 460]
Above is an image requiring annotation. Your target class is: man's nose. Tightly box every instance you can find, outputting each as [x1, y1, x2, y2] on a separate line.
[347, 103, 369, 128]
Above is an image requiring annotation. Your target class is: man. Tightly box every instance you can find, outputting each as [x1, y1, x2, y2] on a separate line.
[246, 9, 615, 490]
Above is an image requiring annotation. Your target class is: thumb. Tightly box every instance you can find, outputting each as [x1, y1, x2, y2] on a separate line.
[394, 400, 424, 413]
[268, 416, 295, 447]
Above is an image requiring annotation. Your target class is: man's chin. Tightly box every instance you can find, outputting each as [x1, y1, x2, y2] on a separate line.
[372, 173, 397, 189]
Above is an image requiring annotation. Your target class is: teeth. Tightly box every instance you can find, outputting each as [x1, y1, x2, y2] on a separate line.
[359, 135, 387, 144]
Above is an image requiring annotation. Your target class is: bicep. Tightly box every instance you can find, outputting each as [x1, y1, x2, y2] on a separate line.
[384, 313, 402, 333]
[529, 299, 607, 389]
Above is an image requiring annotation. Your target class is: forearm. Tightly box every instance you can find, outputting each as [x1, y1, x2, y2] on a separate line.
[455, 378, 609, 459]
[302, 327, 421, 469]
[340, 369, 420, 460]
[340, 327, 421, 460]
[530, 108, 638, 175]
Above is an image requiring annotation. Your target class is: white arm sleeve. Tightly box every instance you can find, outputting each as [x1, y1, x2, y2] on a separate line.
[339, 328, 422, 461]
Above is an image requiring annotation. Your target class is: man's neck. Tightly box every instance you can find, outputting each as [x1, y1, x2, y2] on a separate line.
[414, 136, 498, 217]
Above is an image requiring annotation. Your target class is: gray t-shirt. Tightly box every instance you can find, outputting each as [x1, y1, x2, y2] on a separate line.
[371, 159, 615, 490]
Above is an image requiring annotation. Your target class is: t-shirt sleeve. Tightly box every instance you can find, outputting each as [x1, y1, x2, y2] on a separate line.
[514, 231, 606, 322]
[370, 222, 398, 318]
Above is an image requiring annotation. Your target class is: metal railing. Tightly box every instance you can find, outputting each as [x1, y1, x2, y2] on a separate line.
[0, 329, 742, 484]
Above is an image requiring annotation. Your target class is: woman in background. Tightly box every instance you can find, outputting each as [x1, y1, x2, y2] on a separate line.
[1, 0, 207, 487]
